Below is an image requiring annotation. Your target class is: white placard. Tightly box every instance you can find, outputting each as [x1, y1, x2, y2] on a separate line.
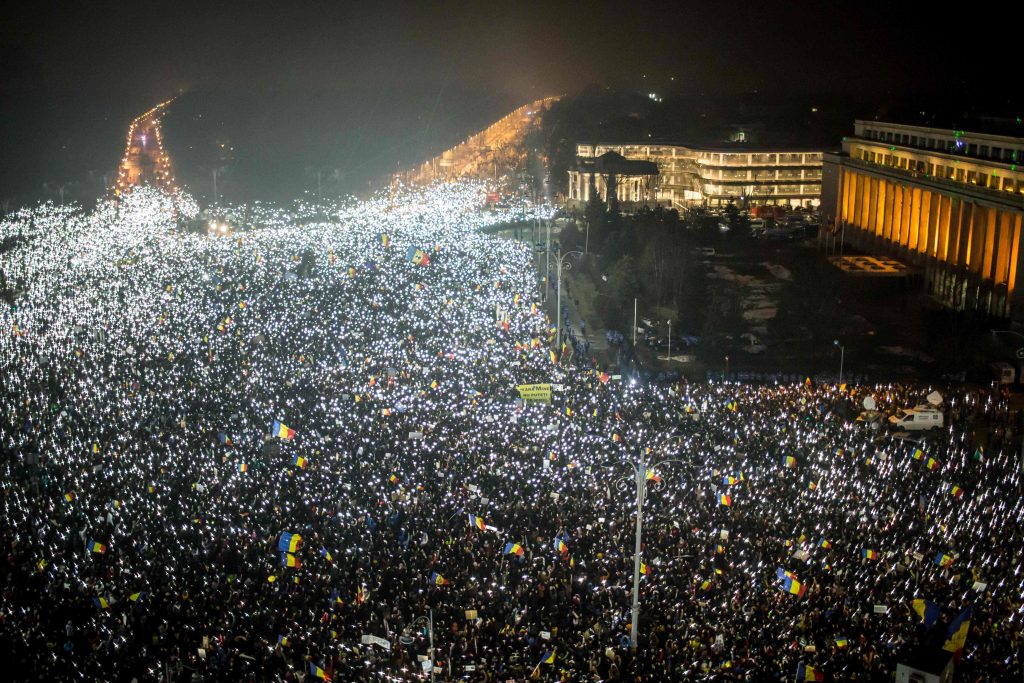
[873, 604, 888, 614]
[540, 630, 551, 641]
[360, 634, 391, 649]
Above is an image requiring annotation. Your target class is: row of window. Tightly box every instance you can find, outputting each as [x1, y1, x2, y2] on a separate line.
[858, 150, 1023, 193]
[860, 128, 1021, 164]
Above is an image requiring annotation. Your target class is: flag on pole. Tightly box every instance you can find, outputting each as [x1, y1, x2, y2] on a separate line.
[272, 420, 295, 439]
[796, 662, 824, 681]
[469, 514, 486, 531]
[278, 532, 302, 553]
[504, 542, 525, 556]
[942, 607, 972, 661]
[89, 539, 107, 554]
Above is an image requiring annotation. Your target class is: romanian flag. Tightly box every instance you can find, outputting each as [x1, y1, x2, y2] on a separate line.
[406, 246, 430, 266]
[645, 469, 662, 483]
[281, 552, 301, 568]
[128, 591, 145, 602]
[278, 532, 302, 553]
[942, 607, 972, 661]
[808, 480, 818, 491]
[89, 540, 107, 554]
[862, 548, 878, 560]
[504, 542, 525, 557]
[378, 232, 390, 247]
[549, 349, 558, 364]
[723, 475, 737, 485]
[218, 432, 233, 446]
[818, 538, 832, 549]
[947, 484, 963, 498]
[726, 400, 737, 412]
[911, 598, 940, 628]
[553, 537, 568, 554]
[237, 463, 248, 473]
[719, 494, 732, 506]
[782, 455, 797, 468]
[926, 457, 939, 471]
[835, 637, 849, 649]
[321, 547, 334, 562]
[356, 586, 367, 604]
[431, 572, 449, 586]
[640, 562, 651, 575]
[912, 448, 924, 461]
[469, 514, 486, 531]
[565, 405, 573, 417]
[309, 663, 331, 681]
[109, 500, 121, 510]
[63, 492, 75, 502]
[277, 635, 290, 647]
[934, 551, 953, 567]
[540, 649, 555, 665]
[293, 455, 308, 469]
[796, 663, 824, 681]
[92, 443, 100, 454]
[272, 420, 295, 440]
[93, 597, 110, 609]
[782, 576, 806, 597]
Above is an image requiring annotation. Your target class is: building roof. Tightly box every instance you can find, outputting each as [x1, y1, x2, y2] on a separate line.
[578, 140, 823, 154]
[573, 151, 659, 176]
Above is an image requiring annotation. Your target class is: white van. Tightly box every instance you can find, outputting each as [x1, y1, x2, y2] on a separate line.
[888, 405, 944, 431]
[991, 362, 1015, 385]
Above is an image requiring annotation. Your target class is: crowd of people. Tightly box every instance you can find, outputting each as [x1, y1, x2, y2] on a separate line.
[0, 183, 1021, 681]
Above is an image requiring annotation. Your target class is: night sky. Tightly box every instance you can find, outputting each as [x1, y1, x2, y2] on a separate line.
[1, 1, 1018, 202]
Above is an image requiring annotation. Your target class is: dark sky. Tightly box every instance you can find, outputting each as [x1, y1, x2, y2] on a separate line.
[4, 0, 1016, 102]
[1, 1, 1019, 203]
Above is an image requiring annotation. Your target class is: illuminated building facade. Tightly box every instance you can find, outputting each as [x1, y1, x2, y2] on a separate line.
[114, 99, 178, 196]
[566, 152, 659, 211]
[821, 120, 1024, 318]
[569, 143, 822, 210]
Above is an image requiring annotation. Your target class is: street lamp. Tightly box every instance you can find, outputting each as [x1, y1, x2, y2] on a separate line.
[611, 431, 687, 650]
[402, 610, 435, 683]
[833, 339, 844, 387]
[724, 355, 729, 382]
[554, 249, 583, 351]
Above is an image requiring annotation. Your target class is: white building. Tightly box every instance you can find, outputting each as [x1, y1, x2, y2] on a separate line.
[570, 142, 823, 210]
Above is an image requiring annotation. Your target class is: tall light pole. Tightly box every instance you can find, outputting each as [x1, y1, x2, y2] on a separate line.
[544, 219, 551, 303]
[833, 339, 844, 387]
[403, 610, 435, 683]
[555, 250, 583, 351]
[611, 431, 686, 651]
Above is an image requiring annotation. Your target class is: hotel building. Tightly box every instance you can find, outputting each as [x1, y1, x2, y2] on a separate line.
[567, 142, 823, 211]
[821, 120, 1024, 318]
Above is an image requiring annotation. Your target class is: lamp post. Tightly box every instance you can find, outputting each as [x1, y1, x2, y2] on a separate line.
[402, 610, 435, 683]
[555, 249, 583, 351]
[833, 339, 844, 387]
[724, 355, 730, 382]
[544, 219, 551, 303]
[611, 431, 687, 651]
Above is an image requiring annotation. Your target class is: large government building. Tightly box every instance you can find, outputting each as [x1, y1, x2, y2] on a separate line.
[821, 120, 1024, 319]
[567, 142, 823, 211]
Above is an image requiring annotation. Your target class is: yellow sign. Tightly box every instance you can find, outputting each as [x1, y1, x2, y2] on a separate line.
[516, 383, 552, 403]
